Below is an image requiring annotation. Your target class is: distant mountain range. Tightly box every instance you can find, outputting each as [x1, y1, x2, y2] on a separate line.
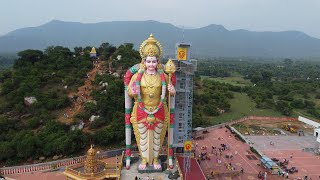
[1, 20, 320, 58]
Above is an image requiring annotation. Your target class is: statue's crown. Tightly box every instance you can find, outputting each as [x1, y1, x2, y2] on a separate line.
[139, 34, 163, 59]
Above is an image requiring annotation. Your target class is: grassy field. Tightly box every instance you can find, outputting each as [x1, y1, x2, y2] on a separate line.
[201, 76, 252, 87]
[208, 92, 283, 125]
[200, 76, 320, 125]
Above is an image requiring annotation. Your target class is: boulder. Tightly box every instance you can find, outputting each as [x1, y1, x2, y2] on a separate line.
[52, 155, 60, 160]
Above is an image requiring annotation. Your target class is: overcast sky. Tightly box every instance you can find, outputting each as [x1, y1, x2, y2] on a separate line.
[1, 0, 319, 38]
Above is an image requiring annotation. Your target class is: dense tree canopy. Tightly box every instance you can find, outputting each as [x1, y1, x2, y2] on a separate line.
[1, 44, 319, 166]
[0, 44, 103, 165]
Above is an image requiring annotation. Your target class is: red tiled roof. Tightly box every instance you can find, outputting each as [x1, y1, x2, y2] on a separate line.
[176, 156, 206, 180]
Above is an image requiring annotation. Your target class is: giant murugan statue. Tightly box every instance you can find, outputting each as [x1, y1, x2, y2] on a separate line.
[124, 34, 176, 170]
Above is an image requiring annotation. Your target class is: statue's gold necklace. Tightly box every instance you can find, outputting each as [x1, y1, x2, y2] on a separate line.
[143, 72, 159, 98]
[135, 68, 166, 116]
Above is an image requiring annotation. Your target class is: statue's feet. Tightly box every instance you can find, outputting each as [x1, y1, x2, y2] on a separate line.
[126, 165, 130, 170]
[153, 158, 162, 170]
[138, 158, 147, 170]
[169, 165, 174, 169]
[139, 164, 146, 170]
[154, 163, 162, 169]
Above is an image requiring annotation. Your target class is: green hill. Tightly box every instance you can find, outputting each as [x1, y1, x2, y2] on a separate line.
[0, 43, 140, 166]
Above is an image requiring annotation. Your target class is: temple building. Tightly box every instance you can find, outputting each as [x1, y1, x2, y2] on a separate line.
[90, 47, 97, 58]
[63, 145, 121, 180]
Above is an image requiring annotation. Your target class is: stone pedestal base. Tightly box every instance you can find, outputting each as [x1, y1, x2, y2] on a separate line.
[137, 159, 164, 173]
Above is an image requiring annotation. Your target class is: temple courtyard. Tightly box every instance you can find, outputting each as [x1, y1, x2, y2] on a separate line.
[194, 126, 320, 180]
[4, 125, 320, 180]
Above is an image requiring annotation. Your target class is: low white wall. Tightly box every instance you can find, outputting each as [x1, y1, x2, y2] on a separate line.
[298, 116, 320, 128]
[230, 126, 264, 157]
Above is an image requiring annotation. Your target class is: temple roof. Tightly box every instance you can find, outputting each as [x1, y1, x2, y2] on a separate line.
[90, 47, 96, 54]
[86, 144, 96, 156]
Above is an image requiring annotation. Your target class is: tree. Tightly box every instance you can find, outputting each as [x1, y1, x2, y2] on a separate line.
[65, 130, 87, 154]
[93, 127, 115, 146]
[0, 141, 15, 161]
[275, 101, 292, 116]
[44, 46, 72, 58]
[98, 42, 116, 59]
[83, 46, 93, 53]
[249, 72, 263, 84]
[18, 134, 37, 159]
[27, 117, 41, 129]
[203, 104, 219, 116]
[0, 116, 10, 132]
[290, 99, 305, 109]
[307, 108, 320, 118]
[261, 71, 272, 82]
[74, 46, 83, 55]
[304, 100, 315, 108]
[15, 49, 44, 67]
[284, 58, 293, 67]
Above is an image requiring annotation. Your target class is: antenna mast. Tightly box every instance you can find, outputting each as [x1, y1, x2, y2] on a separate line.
[182, 26, 185, 43]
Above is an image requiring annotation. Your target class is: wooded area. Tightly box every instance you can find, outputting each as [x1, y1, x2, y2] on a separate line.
[0, 45, 319, 166]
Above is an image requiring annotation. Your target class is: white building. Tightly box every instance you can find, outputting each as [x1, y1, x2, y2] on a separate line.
[298, 116, 320, 143]
[314, 128, 320, 143]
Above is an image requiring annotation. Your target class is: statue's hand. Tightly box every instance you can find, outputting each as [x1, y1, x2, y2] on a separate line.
[168, 84, 176, 95]
[131, 81, 140, 95]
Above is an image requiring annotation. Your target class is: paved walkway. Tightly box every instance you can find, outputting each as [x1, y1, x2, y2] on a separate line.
[194, 127, 266, 180]
[247, 135, 320, 179]
[58, 60, 105, 125]
[246, 136, 318, 151]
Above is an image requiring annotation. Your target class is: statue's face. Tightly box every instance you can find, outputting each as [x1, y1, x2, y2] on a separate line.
[145, 56, 158, 71]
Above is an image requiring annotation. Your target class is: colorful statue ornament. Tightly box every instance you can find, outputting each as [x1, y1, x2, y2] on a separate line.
[124, 34, 176, 170]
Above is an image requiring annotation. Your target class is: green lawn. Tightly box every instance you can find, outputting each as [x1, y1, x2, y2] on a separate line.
[208, 92, 283, 125]
[213, 77, 252, 87]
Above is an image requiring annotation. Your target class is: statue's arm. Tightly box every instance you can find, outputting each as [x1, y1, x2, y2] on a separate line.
[165, 73, 176, 96]
[127, 73, 138, 98]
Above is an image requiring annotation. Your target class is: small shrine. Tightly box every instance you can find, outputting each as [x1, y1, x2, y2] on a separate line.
[64, 145, 121, 180]
[90, 47, 97, 58]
